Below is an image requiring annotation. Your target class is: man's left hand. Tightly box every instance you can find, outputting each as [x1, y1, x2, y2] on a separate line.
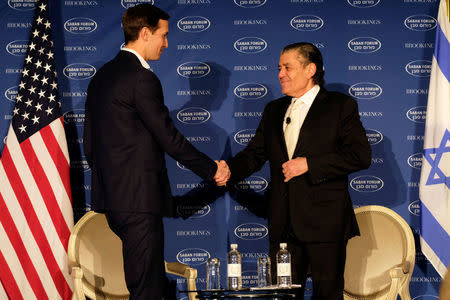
[282, 157, 308, 182]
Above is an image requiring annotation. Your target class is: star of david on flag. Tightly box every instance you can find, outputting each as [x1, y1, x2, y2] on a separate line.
[419, 0, 450, 279]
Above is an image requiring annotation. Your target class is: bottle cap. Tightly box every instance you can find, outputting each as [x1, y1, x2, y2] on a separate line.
[230, 244, 238, 249]
[280, 243, 287, 248]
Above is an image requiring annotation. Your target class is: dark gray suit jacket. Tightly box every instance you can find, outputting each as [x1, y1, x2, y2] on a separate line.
[84, 51, 217, 215]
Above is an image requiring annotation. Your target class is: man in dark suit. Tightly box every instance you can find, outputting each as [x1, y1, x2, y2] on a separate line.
[228, 42, 371, 299]
[83, 4, 229, 300]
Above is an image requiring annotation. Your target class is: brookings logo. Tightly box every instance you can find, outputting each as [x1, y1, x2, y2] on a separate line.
[234, 37, 267, 54]
[234, 0, 266, 8]
[366, 129, 383, 145]
[6, 40, 28, 56]
[121, 0, 154, 8]
[234, 223, 268, 240]
[412, 296, 439, 300]
[235, 175, 268, 193]
[408, 200, 421, 216]
[8, 0, 35, 10]
[290, 15, 324, 31]
[177, 16, 210, 33]
[5, 86, 18, 102]
[348, 37, 381, 53]
[405, 60, 431, 77]
[234, 83, 268, 100]
[176, 204, 211, 218]
[63, 109, 85, 126]
[408, 153, 423, 169]
[234, 129, 256, 146]
[350, 175, 384, 192]
[348, 82, 382, 99]
[64, 17, 97, 34]
[176, 248, 210, 266]
[404, 15, 437, 31]
[347, 0, 380, 7]
[406, 106, 427, 123]
[177, 62, 211, 78]
[177, 107, 210, 124]
[70, 156, 90, 173]
[63, 63, 96, 80]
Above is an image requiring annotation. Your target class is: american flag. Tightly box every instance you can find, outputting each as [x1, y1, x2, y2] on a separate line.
[0, 0, 73, 299]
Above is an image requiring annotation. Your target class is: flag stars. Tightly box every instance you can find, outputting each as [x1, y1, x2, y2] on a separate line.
[13, 108, 19, 115]
[22, 68, 29, 77]
[46, 51, 54, 59]
[16, 95, 22, 102]
[32, 73, 40, 81]
[18, 124, 27, 133]
[34, 60, 42, 68]
[28, 86, 36, 94]
[29, 42, 36, 50]
[48, 94, 56, 102]
[38, 90, 46, 98]
[22, 112, 30, 120]
[45, 107, 53, 115]
[36, 16, 43, 24]
[35, 103, 43, 111]
[19, 82, 26, 89]
[41, 34, 48, 41]
[39, 3, 46, 11]
[50, 82, 57, 90]
[25, 56, 32, 64]
[25, 99, 33, 107]
[32, 29, 40, 38]
[41, 76, 48, 85]
[44, 21, 51, 29]
[31, 116, 40, 124]
[38, 47, 45, 55]
[43, 64, 51, 72]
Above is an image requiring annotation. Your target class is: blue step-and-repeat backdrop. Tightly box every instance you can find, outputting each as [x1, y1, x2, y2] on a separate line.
[0, 0, 443, 299]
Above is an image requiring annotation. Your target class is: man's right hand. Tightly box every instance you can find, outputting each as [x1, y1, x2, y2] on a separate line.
[214, 160, 231, 186]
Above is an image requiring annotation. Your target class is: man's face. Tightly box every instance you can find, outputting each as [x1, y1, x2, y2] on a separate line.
[278, 50, 316, 98]
[144, 19, 169, 61]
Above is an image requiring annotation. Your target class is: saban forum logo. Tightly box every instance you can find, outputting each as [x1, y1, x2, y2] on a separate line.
[408, 200, 421, 216]
[405, 60, 432, 77]
[407, 153, 423, 169]
[4, 86, 18, 102]
[176, 204, 211, 218]
[177, 62, 211, 78]
[177, 16, 210, 32]
[234, 223, 269, 240]
[176, 248, 210, 266]
[406, 106, 427, 123]
[234, 37, 267, 54]
[63, 109, 85, 127]
[177, 107, 211, 124]
[347, 0, 380, 8]
[121, 0, 154, 8]
[350, 175, 384, 192]
[63, 63, 96, 80]
[234, 129, 256, 146]
[234, 83, 268, 100]
[348, 82, 382, 99]
[234, 0, 266, 8]
[64, 17, 97, 34]
[235, 175, 268, 193]
[70, 156, 90, 173]
[404, 15, 437, 31]
[8, 0, 35, 10]
[365, 129, 383, 145]
[290, 15, 324, 31]
[6, 40, 28, 56]
[348, 37, 381, 53]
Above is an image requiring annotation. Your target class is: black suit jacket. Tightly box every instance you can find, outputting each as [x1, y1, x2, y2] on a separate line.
[229, 88, 371, 242]
[84, 51, 217, 215]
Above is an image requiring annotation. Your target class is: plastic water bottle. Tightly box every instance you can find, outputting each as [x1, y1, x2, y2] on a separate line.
[227, 244, 242, 290]
[276, 243, 292, 288]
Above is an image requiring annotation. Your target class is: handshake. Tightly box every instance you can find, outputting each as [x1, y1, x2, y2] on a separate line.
[213, 160, 231, 186]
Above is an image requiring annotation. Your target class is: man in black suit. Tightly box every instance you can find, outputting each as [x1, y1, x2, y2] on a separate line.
[83, 4, 229, 300]
[228, 42, 371, 299]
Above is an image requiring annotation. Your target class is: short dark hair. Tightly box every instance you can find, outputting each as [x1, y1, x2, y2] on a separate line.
[282, 42, 325, 86]
[122, 4, 170, 44]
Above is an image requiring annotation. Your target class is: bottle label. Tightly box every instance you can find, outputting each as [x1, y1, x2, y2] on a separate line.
[277, 263, 291, 276]
[227, 264, 241, 277]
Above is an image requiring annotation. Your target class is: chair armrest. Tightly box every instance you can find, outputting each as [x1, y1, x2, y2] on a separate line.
[385, 266, 408, 300]
[165, 262, 198, 280]
[71, 267, 86, 300]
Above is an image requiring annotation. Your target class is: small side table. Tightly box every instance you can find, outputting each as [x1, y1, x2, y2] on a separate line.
[183, 285, 302, 299]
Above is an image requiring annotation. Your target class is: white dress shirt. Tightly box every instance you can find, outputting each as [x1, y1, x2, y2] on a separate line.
[122, 47, 151, 70]
[283, 85, 321, 159]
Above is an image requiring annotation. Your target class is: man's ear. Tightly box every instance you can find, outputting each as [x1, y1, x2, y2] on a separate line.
[139, 27, 149, 41]
[307, 63, 317, 79]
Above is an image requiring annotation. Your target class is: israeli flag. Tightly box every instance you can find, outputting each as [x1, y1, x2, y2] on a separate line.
[419, 0, 450, 278]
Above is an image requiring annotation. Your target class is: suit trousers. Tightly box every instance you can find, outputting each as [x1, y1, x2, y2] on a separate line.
[270, 239, 347, 300]
[105, 211, 166, 300]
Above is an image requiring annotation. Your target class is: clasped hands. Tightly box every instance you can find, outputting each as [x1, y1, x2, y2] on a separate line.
[282, 157, 308, 182]
[214, 160, 231, 186]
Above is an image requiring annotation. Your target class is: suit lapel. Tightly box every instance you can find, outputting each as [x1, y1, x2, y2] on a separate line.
[276, 97, 292, 160]
[293, 88, 328, 156]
